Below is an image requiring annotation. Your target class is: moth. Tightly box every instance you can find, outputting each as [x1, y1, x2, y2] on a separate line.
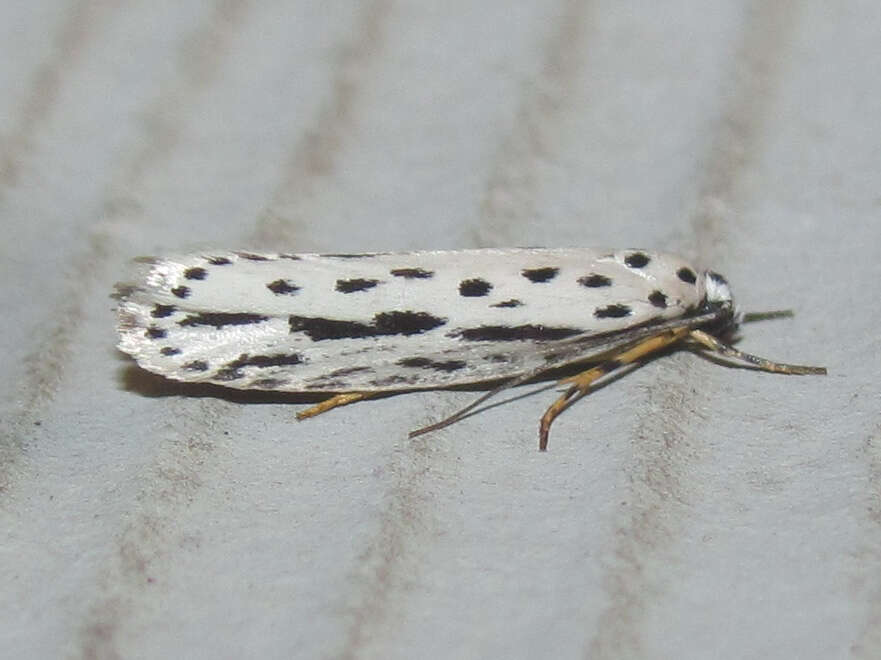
[115, 248, 826, 450]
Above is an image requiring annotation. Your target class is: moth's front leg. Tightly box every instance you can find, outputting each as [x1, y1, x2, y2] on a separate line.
[539, 328, 690, 451]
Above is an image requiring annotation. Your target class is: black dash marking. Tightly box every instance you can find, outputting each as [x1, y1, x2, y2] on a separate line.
[160, 347, 181, 356]
[207, 256, 232, 265]
[279, 254, 302, 260]
[145, 326, 166, 339]
[594, 304, 632, 319]
[677, 267, 697, 284]
[183, 360, 208, 371]
[522, 267, 559, 283]
[624, 252, 650, 268]
[236, 252, 270, 261]
[459, 278, 492, 297]
[328, 366, 374, 377]
[457, 325, 582, 342]
[390, 268, 434, 279]
[267, 279, 300, 295]
[486, 353, 510, 363]
[369, 374, 421, 387]
[374, 311, 446, 335]
[184, 267, 207, 280]
[179, 313, 269, 329]
[648, 290, 668, 308]
[336, 278, 380, 293]
[289, 311, 446, 341]
[397, 357, 467, 372]
[491, 299, 522, 308]
[289, 317, 374, 341]
[241, 354, 303, 368]
[151, 304, 176, 318]
[171, 286, 190, 299]
[578, 274, 612, 288]
[215, 353, 303, 381]
[320, 253, 379, 259]
[307, 378, 350, 389]
[252, 378, 288, 388]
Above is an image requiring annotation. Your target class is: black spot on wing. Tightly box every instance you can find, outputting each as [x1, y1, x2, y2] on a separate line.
[578, 274, 612, 288]
[160, 347, 181, 356]
[522, 267, 559, 283]
[236, 252, 270, 261]
[215, 352, 303, 381]
[648, 290, 668, 308]
[151, 304, 176, 318]
[267, 279, 300, 295]
[624, 252, 650, 268]
[289, 311, 446, 341]
[397, 357, 467, 372]
[207, 256, 232, 265]
[171, 286, 190, 299]
[459, 278, 492, 297]
[184, 267, 207, 280]
[145, 326, 166, 339]
[677, 267, 697, 284]
[183, 360, 209, 371]
[456, 325, 582, 342]
[390, 268, 434, 279]
[594, 304, 632, 319]
[179, 313, 269, 329]
[485, 354, 510, 363]
[336, 278, 380, 293]
[492, 299, 522, 308]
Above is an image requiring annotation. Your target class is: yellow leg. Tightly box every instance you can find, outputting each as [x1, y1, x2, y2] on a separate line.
[688, 329, 826, 375]
[538, 328, 690, 451]
[296, 392, 374, 420]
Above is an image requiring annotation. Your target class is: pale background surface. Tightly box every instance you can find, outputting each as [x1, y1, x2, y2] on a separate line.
[1, 2, 879, 659]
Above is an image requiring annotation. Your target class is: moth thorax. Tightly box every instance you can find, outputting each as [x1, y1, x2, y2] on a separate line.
[703, 270, 741, 331]
[704, 270, 732, 307]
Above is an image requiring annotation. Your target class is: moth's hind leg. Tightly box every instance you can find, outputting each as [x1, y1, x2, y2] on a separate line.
[539, 328, 690, 451]
[296, 392, 376, 420]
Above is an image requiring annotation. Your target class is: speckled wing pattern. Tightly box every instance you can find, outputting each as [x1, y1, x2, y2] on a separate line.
[116, 248, 711, 392]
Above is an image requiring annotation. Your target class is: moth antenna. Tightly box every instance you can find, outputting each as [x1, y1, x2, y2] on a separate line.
[689, 329, 826, 375]
[409, 365, 557, 438]
[741, 309, 794, 323]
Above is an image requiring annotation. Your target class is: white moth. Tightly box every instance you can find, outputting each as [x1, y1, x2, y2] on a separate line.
[115, 248, 825, 450]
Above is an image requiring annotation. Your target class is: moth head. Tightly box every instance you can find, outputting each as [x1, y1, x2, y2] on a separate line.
[703, 270, 741, 332]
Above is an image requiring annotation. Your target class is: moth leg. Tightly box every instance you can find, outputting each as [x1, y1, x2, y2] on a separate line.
[688, 329, 826, 375]
[539, 328, 690, 451]
[296, 392, 374, 420]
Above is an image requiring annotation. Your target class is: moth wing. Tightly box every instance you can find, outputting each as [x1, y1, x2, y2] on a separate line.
[116, 249, 713, 392]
